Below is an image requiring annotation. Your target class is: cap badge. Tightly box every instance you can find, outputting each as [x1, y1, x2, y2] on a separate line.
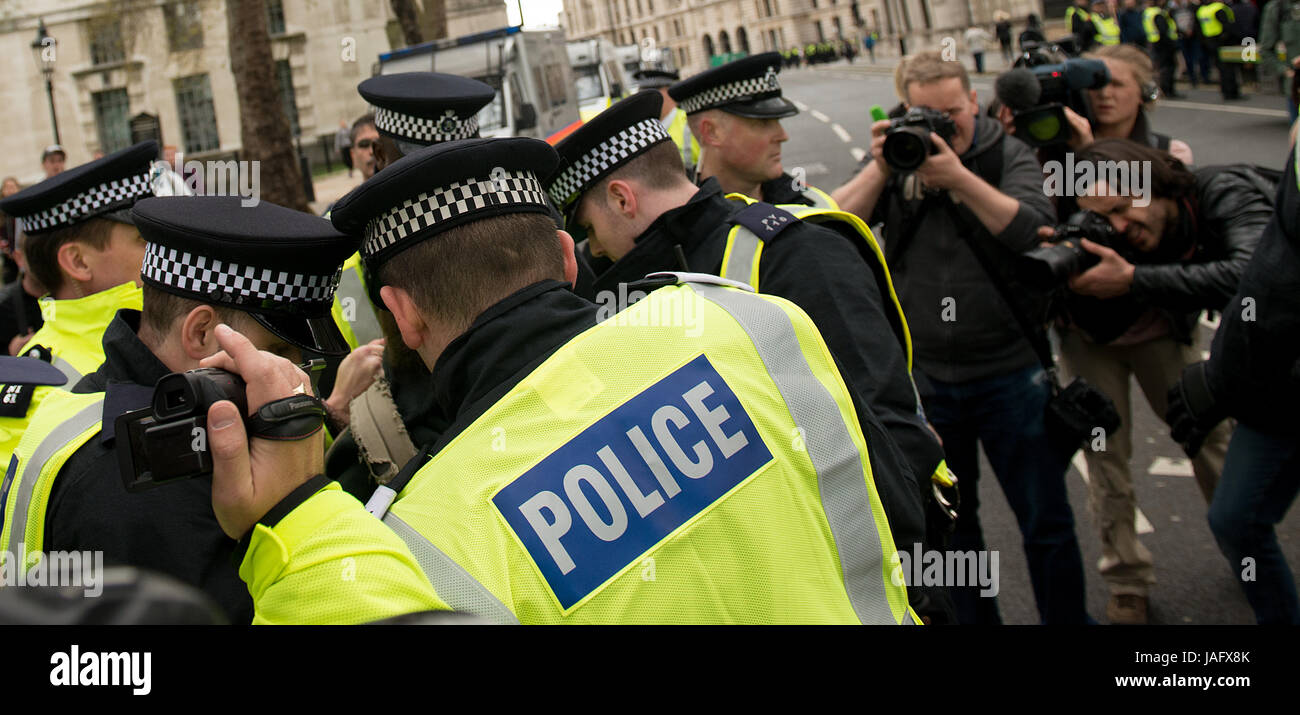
[764, 66, 779, 90]
[438, 110, 460, 135]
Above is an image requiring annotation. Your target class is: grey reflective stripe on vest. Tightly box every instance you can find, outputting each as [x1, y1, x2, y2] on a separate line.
[338, 268, 384, 345]
[721, 227, 761, 288]
[692, 283, 898, 625]
[8, 399, 102, 554]
[383, 511, 520, 625]
[51, 357, 81, 387]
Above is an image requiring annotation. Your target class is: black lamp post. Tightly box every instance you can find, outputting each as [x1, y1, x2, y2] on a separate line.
[31, 18, 60, 145]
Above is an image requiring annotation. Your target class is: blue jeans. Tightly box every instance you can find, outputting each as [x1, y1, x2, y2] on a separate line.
[1207, 423, 1300, 624]
[921, 364, 1090, 624]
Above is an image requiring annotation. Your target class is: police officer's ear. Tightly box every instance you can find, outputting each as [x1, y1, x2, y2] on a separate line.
[378, 285, 426, 353]
[179, 304, 227, 362]
[695, 111, 727, 148]
[604, 179, 639, 219]
[55, 240, 94, 285]
[556, 229, 579, 288]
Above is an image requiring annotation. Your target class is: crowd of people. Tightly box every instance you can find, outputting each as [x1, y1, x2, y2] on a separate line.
[0, 36, 1296, 627]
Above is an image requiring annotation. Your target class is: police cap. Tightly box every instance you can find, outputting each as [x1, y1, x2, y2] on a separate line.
[330, 136, 557, 277]
[358, 72, 495, 148]
[633, 67, 680, 90]
[0, 141, 158, 235]
[667, 52, 797, 119]
[546, 91, 671, 228]
[130, 196, 358, 357]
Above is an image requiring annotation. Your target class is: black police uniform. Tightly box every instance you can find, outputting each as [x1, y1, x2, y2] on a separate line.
[38, 196, 356, 624]
[548, 91, 953, 622]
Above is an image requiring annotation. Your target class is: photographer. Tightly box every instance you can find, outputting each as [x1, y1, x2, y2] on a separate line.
[1074, 45, 1194, 164]
[832, 52, 1090, 625]
[1045, 138, 1272, 623]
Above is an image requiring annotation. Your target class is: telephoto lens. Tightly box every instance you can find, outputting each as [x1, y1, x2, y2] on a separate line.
[1017, 210, 1120, 289]
[882, 128, 934, 171]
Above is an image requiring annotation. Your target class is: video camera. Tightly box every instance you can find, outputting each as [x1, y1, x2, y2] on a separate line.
[116, 367, 327, 492]
[1017, 210, 1133, 290]
[995, 51, 1110, 148]
[881, 106, 958, 171]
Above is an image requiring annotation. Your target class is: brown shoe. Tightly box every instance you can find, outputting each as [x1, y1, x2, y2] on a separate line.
[1107, 594, 1148, 625]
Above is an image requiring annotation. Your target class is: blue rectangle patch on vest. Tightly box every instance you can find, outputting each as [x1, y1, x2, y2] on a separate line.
[493, 354, 773, 610]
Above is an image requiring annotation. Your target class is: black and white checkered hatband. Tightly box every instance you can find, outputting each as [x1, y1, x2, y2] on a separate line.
[677, 66, 783, 114]
[547, 118, 670, 209]
[141, 242, 341, 311]
[374, 106, 480, 144]
[20, 172, 154, 233]
[363, 169, 549, 258]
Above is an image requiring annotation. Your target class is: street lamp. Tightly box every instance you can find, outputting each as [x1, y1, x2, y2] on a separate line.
[31, 18, 60, 145]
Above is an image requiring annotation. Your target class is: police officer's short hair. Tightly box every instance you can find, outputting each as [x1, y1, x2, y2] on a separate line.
[899, 51, 972, 100]
[583, 141, 688, 208]
[140, 283, 248, 337]
[23, 217, 118, 295]
[377, 212, 565, 331]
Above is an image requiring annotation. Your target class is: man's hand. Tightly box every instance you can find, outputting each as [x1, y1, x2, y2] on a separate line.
[1067, 238, 1135, 298]
[8, 329, 33, 356]
[325, 338, 384, 428]
[1063, 106, 1095, 151]
[868, 118, 894, 179]
[913, 132, 973, 192]
[203, 323, 324, 540]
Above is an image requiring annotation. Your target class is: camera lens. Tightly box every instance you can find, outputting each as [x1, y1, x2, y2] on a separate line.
[883, 128, 932, 171]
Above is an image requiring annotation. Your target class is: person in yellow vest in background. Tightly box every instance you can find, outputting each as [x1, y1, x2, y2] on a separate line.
[633, 67, 700, 179]
[0, 141, 159, 462]
[1145, 0, 1185, 97]
[1199, 0, 1243, 98]
[200, 135, 919, 625]
[0, 196, 359, 625]
[1092, 0, 1123, 45]
[670, 52, 841, 210]
[1067, 0, 1097, 51]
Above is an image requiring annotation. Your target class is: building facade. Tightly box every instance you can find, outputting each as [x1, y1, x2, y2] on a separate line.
[0, 0, 511, 185]
[560, 0, 1044, 74]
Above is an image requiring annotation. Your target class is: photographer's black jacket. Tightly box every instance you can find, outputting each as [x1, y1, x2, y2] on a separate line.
[579, 179, 953, 621]
[44, 310, 252, 623]
[1064, 165, 1272, 345]
[1206, 153, 1300, 434]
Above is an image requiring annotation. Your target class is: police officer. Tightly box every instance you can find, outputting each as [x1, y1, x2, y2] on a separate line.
[668, 52, 839, 209]
[0, 141, 158, 461]
[199, 136, 919, 625]
[1199, 0, 1242, 98]
[1092, 0, 1123, 46]
[0, 196, 357, 623]
[633, 67, 700, 178]
[1068, 0, 1096, 51]
[325, 71, 500, 496]
[549, 91, 954, 622]
[1260, 0, 1300, 120]
[1146, 0, 1184, 98]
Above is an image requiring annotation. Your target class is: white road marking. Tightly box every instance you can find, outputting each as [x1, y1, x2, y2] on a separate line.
[791, 99, 809, 111]
[811, 109, 831, 123]
[832, 123, 852, 143]
[1160, 99, 1288, 117]
[851, 147, 867, 162]
[1149, 457, 1195, 478]
[1073, 452, 1155, 534]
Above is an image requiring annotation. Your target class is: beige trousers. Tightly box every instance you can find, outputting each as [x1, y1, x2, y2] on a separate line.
[1057, 328, 1231, 597]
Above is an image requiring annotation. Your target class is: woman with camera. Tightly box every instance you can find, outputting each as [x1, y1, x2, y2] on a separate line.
[1064, 44, 1195, 164]
[1045, 139, 1272, 624]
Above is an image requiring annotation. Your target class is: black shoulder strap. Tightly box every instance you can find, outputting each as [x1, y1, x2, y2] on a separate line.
[941, 201, 1059, 384]
[1151, 132, 1171, 151]
[726, 202, 799, 243]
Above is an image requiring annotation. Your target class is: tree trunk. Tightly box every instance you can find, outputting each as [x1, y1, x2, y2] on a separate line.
[424, 0, 447, 41]
[226, 0, 308, 212]
[390, 0, 424, 46]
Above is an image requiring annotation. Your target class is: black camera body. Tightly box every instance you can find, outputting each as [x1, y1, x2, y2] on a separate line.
[882, 106, 958, 171]
[1018, 210, 1128, 290]
[116, 369, 248, 492]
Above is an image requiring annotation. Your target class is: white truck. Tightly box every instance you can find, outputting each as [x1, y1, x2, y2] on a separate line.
[567, 38, 628, 122]
[377, 25, 580, 142]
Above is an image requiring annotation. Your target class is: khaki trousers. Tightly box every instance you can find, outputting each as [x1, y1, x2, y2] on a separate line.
[1057, 328, 1231, 597]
